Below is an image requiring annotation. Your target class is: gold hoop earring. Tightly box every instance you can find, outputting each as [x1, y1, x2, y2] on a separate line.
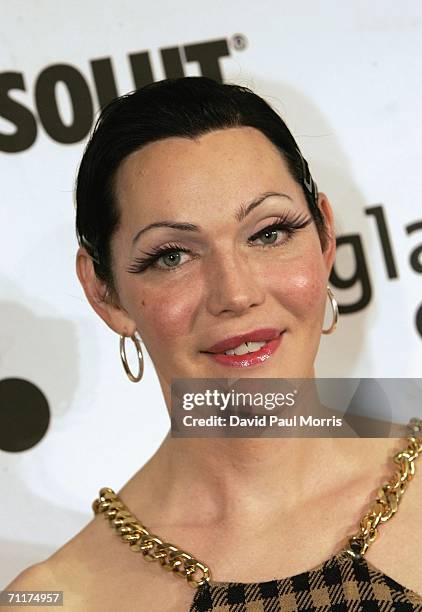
[120, 332, 144, 382]
[322, 286, 339, 334]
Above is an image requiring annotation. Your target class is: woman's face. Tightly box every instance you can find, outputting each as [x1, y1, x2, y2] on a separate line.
[88, 127, 335, 393]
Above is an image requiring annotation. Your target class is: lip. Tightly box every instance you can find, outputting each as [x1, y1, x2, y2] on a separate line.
[203, 327, 282, 354]
[201, 331, 284, 368]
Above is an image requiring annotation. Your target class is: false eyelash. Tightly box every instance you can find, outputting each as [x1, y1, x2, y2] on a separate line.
[126, 211, 313, 274]
[248, 212, 312, 243]
[126, 242, 191, 274]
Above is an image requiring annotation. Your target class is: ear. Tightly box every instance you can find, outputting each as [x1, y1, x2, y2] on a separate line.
[317, 192, 336, 275]
[75, 246, 137, 337]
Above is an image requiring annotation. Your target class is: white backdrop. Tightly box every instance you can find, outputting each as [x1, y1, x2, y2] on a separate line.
[1, 0, 421, 585]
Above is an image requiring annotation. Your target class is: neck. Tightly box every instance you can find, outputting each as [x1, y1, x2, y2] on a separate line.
[120, 377, 397, 531]
[122, 432, 384, 530]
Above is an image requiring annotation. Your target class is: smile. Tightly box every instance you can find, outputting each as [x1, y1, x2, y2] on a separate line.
[202, 333, 283, 368]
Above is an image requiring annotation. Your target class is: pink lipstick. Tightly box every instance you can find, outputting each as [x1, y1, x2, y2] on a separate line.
[201, 328, 283, 368]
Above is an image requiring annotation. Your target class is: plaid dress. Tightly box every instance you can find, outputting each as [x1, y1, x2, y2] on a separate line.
[189, 548, 422, 611]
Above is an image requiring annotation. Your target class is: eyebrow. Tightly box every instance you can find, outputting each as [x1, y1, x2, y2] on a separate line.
[131, 191, 293, 245]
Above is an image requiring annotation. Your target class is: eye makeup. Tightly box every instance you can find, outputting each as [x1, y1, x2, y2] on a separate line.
[125, 210, 313, 275]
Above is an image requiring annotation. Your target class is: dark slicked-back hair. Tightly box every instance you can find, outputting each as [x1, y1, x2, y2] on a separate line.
[75, 76, 327, 296]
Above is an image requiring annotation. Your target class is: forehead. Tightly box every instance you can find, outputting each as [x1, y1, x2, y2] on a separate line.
[114, 126, 302, 221]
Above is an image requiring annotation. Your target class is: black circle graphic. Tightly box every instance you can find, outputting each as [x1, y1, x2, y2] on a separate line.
[0, 378, 50, 452]
[416, 303, 422, 339]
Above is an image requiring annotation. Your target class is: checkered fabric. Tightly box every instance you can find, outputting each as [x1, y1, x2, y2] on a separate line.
[188, 549, 422, 611]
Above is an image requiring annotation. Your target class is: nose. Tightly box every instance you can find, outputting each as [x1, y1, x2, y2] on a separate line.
[205, 250, 265, 317]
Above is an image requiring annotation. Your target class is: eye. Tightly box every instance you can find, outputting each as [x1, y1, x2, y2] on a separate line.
[126, 243, 193, 274]
[126, 212, 313, 275]
[251, 225, 286, 245]
[156, 251, 184, 268]
[248, 213, 312, 247]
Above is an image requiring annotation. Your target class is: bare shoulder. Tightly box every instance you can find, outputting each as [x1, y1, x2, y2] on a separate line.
[5, 560, 55, 590]
[4, 514, 197, 612]
[3, 557, 83, 611]
[3, 518, 108, 610]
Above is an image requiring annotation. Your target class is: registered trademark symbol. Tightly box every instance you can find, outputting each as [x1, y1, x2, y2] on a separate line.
[231, 33, 248, 51]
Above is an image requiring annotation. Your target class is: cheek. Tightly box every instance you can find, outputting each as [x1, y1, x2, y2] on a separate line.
[132, 282, 200, 344]
[266, 255, 327, 320]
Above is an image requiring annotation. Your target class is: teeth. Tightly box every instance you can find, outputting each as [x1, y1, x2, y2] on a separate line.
[224, 341, 267, 356]
[245, 341, 267, 352]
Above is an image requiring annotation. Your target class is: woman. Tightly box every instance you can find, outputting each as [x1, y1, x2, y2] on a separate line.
[6, 77, 422, 611]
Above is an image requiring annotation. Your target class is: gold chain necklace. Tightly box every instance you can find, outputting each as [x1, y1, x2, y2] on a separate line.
[92, 418, 422, 589]
[345, 417, 422, 559]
